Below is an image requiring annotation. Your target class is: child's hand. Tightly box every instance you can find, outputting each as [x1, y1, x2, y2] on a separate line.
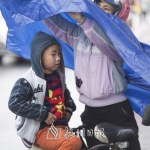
[67, 12, 85, 23]
[66, 112, 71, 122]
[45, 112, 57, 125]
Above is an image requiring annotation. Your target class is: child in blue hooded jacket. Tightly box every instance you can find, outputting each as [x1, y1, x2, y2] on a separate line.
[8, 31, 82, 150]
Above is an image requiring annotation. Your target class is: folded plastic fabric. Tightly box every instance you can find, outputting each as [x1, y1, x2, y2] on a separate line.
[1, 0, 150, 117]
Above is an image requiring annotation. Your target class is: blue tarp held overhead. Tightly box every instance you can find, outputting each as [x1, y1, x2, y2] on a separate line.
[1, 0, 150, 116]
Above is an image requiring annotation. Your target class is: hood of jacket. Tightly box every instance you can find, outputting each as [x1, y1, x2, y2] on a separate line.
[30, 31, 65, 79]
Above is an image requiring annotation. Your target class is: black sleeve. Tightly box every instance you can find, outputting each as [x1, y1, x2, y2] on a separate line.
[64, 84, 76, 115]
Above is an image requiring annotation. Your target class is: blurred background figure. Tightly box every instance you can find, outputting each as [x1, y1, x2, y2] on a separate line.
[140, 0, 149, 22]
[131, 0, 141, 15]
[126, 0, 141, 27]
[126, 0, 150, 28]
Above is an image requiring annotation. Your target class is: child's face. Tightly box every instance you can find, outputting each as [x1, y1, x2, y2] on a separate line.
[41, 44, 61, 74]
[96, 1, 115, 14]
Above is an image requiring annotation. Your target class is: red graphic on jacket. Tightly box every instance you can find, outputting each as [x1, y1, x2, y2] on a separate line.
[45, 87, 65, 119]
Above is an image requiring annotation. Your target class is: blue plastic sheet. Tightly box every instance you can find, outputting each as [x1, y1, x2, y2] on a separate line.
[1, 0, 150, 116]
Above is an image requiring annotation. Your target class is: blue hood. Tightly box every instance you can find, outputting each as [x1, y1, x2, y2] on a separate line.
[30, 31, 64, 79]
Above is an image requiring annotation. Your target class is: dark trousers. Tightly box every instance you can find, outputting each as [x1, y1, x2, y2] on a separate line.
[80, 100, 141, 150]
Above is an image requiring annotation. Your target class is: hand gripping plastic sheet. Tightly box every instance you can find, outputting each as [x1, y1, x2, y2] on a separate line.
[1, 0, 150, 117]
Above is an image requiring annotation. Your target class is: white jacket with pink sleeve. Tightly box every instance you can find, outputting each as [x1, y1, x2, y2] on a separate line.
[43, 14, 127, 107]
